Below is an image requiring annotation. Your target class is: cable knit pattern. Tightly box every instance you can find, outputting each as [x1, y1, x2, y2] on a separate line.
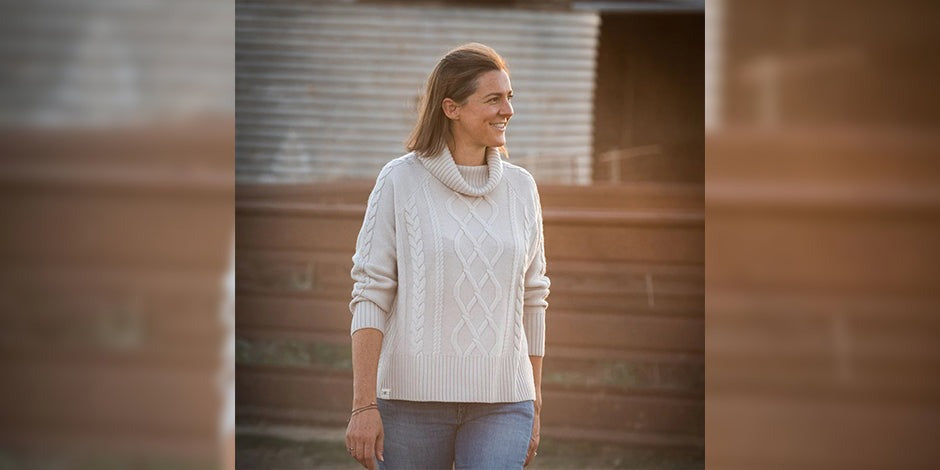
[349, 158, 407, 334]
[507, 180, 527, 357]
[422, 180, 445, 356]
[447, 192, 504, 356]
[349, 148, 550, 403]
[404, 190, 425, 354]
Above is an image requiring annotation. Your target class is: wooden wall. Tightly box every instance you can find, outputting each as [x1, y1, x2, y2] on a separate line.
[706, 129, 940, 469]
[236, 180, 704, 449]
[0, 119, 234, 465]
[706, 1, 940, 467]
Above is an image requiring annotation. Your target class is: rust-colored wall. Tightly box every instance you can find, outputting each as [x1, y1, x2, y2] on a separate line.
[706, 130, 940, 469]
[706, 1, 940, 467]
[0, 119, 234, 462]
[235, 181, 704, 449]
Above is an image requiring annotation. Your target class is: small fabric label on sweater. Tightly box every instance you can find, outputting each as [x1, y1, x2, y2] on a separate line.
[380, 388, 390, 399]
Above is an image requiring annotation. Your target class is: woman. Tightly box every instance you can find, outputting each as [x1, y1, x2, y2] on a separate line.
[346, 43, 550, 470]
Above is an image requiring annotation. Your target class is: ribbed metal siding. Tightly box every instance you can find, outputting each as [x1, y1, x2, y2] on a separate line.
[705, 0, 723, 130]
[0, 0, 233, 127]
[236, 1, 599, 184]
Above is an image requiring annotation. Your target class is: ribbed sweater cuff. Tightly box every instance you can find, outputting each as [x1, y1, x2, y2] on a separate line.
[350, 300, 387, 335]
[522, 307, 546, 356]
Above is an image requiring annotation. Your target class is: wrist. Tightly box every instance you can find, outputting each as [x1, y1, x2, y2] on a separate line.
[352, 397, 377, 409]
[348, 401, 379, 422]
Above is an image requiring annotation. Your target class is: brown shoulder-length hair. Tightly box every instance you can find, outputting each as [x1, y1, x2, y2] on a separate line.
[406, 43, 510, 158]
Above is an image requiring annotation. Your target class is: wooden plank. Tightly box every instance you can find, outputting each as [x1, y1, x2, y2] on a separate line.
[235, 283, 703, 317]
[236, 214, 362, 252]
[234, 336, 703, 397]
[236, 295, 703, 353]
[540, 183, 703, 211]
[546, 223, 703, 263]
[235, 250, 703, 316]
[236, 296, 349, 334]
[235, 249, 703, 315]
[706, 210, 940, 292]
[0, 118, 234, 169]
[706, 395, 940, 470]
[548, 312, 703, 352]
[549, 292, 703, 317]
[545, 355, 703, 397]
[236, 249, 353, 295]
[544, 389, 702, 436]
[235, 329, 703, 366]
[236, 365, 703, 438]
[707, 289, 940, 402]
[0, 268, 226, 349]
[236, 206, 701, 262]
[236, 365, 351, 416]
[706, 130, 940, 185]
[0, 427, 218, 461]
[0, 344, 220, 370]
[0, 194, 233, 267]
[0, 360, 220, 435]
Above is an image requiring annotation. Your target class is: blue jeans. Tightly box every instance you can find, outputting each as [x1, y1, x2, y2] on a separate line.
[376, 399, 534, 470]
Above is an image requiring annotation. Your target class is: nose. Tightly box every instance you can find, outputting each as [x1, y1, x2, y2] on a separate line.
[500, 99, 513, 118]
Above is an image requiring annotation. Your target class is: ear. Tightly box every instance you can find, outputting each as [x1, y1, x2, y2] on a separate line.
[441, 98, 461, 120]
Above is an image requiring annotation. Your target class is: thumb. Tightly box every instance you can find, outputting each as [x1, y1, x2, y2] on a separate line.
[376, 429, 385, 462]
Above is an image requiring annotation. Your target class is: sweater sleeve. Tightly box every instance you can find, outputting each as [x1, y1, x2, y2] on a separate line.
[522, 179, 550, 356]
[349, 163, 399, 335]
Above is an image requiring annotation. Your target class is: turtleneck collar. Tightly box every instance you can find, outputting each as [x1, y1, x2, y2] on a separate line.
[417, 146, 504, 197]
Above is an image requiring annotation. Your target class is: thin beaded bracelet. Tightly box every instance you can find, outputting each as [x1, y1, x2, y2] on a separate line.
[350, 402, 378, 418]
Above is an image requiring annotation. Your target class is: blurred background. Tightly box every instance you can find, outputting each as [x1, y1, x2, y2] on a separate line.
[235, 0, 704, 469]
[0, 0, 235, 469]
[2, 0, 936, 468]
[706, 0, 940, 469]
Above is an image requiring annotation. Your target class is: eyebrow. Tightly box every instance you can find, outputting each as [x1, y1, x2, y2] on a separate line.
[483, 91, 513, 98]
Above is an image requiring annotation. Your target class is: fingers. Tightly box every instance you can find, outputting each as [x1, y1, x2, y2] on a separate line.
[524, 441, 535, 466]
[358, 440, 373, 469]
[365, 444, 376, 470]
[524, 433, 539, 467]
[346, 432, 374, 468]
[375, 430, 385, 462]
[344, 429, 356, 464]
[346, 412, 383, 469]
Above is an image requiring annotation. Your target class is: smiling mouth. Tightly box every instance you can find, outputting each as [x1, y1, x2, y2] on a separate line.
[491, 122, 507, 131]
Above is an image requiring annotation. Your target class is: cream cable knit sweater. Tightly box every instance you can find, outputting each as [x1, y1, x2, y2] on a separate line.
[349, 146, 550, 403]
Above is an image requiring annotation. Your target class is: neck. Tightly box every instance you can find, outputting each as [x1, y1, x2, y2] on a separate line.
[447, 137, 487, 166]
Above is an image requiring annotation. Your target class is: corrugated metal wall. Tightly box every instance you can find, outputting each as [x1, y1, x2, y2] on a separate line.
[705, 0, 723, 130]
[236, 0, 599, 184]
[0, 0, 233, 127]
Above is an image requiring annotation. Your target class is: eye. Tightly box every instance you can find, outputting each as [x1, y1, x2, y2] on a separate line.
[488, 97, 499, 103]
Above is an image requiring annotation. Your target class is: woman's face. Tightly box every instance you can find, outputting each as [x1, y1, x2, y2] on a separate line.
[449, 69, 514, 150]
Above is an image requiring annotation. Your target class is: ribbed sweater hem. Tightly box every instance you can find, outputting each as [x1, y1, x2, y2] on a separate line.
[377, 353, 536, 403]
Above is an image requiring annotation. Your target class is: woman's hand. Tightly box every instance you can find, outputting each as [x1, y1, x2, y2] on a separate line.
[524, 411, 540, 467]
[345, 409, 384, 470]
